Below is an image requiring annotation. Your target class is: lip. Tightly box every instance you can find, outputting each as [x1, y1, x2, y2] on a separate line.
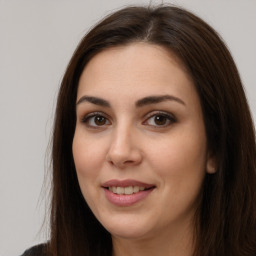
[102, 179, 155, 188]
[102, 179, 155, 207]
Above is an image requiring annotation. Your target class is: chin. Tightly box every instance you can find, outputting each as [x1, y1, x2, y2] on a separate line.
[109, 228, 151, 240]
[101, 217, 154, 240]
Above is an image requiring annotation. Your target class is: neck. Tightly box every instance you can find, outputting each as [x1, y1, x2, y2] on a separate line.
[112, 221, 195, 256]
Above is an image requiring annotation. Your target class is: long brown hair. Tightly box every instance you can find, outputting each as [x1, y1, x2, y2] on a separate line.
[49, 5, 256, 256]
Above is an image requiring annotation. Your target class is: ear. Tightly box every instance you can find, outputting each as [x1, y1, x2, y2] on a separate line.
[206, 152, 217, 174]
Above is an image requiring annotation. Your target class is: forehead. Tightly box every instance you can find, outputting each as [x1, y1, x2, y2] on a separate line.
[77, 42, 196, 104]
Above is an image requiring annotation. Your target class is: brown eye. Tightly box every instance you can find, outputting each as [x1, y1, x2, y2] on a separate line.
[154, 115, 168, 126]
[94, 116, 107, 126]
[82, 113, 111, 128]
[144, 112, 176, 127]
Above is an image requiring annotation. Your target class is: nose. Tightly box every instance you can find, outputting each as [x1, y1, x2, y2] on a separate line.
[106, 125, 143, 169]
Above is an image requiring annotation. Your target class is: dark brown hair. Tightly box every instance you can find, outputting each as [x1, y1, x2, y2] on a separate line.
[49, 5, 256, 256]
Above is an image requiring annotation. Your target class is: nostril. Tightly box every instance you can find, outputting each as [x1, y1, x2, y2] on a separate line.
[106, 145, 143, 168]
[123, 160, 135, 164]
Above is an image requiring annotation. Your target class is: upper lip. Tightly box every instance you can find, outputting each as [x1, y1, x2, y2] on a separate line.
[102, 179, 155, 188]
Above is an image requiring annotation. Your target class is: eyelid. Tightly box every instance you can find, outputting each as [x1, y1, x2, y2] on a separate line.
[79, 110, 176, 129]
[142, 111, 177, 127]
[81, 111, 111, 127]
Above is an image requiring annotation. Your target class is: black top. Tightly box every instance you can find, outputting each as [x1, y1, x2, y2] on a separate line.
[20, 244, 47, 256]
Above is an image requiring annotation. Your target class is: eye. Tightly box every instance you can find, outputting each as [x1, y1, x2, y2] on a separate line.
[82, 112, 111, 128]
[143, 112, 176, 127]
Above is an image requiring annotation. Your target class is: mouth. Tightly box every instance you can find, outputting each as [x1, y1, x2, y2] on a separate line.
[107, 186, 152, 195]
[102, 179, 156, 206]
[102, 179, 155, 194]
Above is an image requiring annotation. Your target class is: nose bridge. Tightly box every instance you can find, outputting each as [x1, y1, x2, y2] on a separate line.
[107, 119, 142, 167]
[111, 120, 133, 156]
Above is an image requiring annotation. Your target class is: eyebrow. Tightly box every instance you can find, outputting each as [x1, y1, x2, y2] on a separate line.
[76, 94, 185, 107]
[135, 95, 185, 107]
[76, 96, 110, 107]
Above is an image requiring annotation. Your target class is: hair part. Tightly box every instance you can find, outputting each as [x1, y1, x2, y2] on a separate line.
[49, 5, 256, 256]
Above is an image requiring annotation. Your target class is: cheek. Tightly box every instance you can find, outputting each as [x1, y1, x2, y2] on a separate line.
[72, 130, 106, 175]
[72, 132, 105, 199]
[151, 139, 206, 172]
[149, 134, 207, 213]
[72, 132, 103, 207]
[147, 125, 207, 188]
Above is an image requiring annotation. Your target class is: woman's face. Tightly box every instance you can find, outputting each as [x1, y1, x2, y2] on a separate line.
[73, 43, 214, 240]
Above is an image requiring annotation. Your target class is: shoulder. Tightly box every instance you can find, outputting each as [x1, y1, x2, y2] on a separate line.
[20, 244, 48, 256]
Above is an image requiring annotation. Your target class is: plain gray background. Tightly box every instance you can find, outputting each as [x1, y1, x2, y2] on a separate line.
[0, 0, 255, 255]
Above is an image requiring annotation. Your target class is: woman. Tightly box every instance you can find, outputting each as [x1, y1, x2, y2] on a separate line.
[22, 5, 256, 256]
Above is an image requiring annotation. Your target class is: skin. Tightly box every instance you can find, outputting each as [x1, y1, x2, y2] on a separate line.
[72, 43, 215, 256]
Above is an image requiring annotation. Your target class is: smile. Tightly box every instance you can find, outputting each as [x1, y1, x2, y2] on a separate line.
[108, 186, 146, 195]
[102, 179, 155, 206]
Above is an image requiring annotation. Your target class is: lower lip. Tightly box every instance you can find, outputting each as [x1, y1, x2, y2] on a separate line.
[103, 188, 154, 207]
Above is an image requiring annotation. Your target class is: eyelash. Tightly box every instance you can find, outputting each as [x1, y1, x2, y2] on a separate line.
[81, 112, 111, 128]
[81, 111, 176, 129]
[143, 111, 177, 128]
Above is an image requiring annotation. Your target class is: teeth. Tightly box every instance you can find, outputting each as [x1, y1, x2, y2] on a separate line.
[124, 186, 133, 195]
[116, 187, 124, 194]
[134, 186, 139, 193]
[108, 186, 145, 195]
